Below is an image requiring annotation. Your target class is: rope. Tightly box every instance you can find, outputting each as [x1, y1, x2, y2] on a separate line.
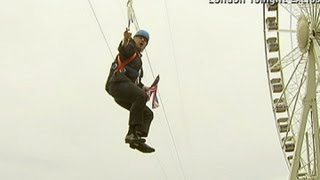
[87, 0, 114, 59]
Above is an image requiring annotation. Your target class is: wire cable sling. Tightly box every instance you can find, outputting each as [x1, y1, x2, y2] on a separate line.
[127, 0, 134, 29]
[126, 0, 139, 30]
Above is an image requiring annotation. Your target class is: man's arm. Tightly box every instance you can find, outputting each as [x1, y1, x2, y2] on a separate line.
[118, 28, 136, 60]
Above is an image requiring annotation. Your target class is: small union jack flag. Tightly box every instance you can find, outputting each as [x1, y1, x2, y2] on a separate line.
[148, 75, 160, 109]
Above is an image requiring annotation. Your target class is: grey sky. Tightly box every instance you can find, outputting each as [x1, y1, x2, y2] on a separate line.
[1, 0, 289, 179]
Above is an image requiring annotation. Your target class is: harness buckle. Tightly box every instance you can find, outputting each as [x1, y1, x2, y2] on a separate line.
[119, 68, 126, 73]
[111, 63, 117, 70]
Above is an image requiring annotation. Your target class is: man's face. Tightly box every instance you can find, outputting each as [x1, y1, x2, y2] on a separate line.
[134, 36, 148, 52]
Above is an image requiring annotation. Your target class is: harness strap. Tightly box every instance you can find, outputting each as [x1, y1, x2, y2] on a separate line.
[114, 52, 137, 73]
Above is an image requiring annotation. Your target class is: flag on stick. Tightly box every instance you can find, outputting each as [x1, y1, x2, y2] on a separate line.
[148, 75, 160, 109]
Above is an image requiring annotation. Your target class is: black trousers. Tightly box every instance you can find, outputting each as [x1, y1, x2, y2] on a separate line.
[109, 80, 154, 137]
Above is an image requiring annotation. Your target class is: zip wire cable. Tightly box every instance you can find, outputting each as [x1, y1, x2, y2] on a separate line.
[88, 1, 184, 179]
[156, 88, 187, 180]
[88, 0, 114, 59]
[126, 2, 170, 179]
[162, 0, 187, 178]
[163, 0, 183, 105]
[127, 1, 186, 179]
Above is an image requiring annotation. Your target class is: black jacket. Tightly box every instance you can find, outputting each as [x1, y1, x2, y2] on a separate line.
[105, 39, 144, 93]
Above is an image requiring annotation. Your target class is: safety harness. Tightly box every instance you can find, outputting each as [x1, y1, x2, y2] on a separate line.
[113, 52, 138, 73]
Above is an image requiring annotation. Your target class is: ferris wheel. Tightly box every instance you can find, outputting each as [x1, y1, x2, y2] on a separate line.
[263, 3, 320, 180]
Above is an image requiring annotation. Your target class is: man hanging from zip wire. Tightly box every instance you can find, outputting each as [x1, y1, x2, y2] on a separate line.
[105, 28, 155, 153]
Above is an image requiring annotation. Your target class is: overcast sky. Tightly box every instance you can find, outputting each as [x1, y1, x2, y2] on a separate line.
[0, 0, 290, 179]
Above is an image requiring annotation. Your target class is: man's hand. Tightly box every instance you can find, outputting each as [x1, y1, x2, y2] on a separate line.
[143, 86, 151, 101]
[123, 28, 132, 43]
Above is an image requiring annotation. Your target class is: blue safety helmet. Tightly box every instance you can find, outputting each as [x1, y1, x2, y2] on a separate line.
[134, 29, 150, 43]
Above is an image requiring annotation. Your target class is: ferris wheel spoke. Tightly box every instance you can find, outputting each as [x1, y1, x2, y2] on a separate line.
[302, 4, 319, 23]
[274, 29, 297, 33]
[298, 4, 307, 16]
[276, 29, 297, 34]
[313, 4, 320, 23]
[287, 77, 306, 110]
[300, 4, 319, 24]
[313, 5, 319, 26]
[312, 5, 320, 27]
[315, 6, 320, 29]
[280, 47, 303, 69]
[273, 55, 304, 109]
[281, 4, 300, 20]
[309, 4, 316, 23]
[308, 4, 314, 20]
[282, 60, 308, 149]
[317, 27, 320, 35]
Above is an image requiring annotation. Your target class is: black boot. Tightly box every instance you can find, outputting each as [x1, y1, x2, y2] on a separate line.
[125, 131, 146, 144]
[129, 142, 155, 153]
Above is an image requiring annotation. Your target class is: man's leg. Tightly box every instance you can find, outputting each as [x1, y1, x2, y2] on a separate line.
[136, 106, 153, 137]
[110, 81, 148, 143]
[109, 81, 155, 152]
[115, 90, 154, 138]
[131, 106, 155, 153]
[110, 81, 147, 128]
